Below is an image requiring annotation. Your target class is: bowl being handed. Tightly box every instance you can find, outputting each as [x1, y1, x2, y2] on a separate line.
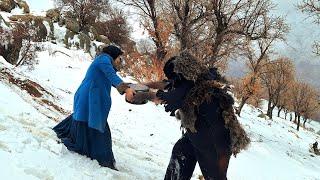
[129, 84, 150, 92]
[126, 84, 150, 105]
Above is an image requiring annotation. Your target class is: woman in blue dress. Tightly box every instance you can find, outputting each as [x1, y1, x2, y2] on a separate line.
[53, 45, 135, 170]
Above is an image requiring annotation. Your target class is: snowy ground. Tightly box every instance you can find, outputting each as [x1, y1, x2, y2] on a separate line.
[0, 43, 320, 180]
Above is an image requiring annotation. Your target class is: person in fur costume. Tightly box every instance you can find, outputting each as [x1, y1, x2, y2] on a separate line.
[144, 52, 250, 180]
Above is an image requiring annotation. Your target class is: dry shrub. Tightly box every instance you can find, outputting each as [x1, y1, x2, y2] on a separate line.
[123, 51, 165, 82]
[12, 22, 38, 68]
[55, 0, 110, 32]
[94, 15, 132, 49]
[247, 94, 264, 109]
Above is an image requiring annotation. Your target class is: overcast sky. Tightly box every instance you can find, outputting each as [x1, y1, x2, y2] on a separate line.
[273, 0, 319, 62]
[228, 0, 320, 79]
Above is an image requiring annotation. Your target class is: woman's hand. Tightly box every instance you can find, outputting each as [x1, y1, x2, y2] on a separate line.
[125, 88, 136, 102]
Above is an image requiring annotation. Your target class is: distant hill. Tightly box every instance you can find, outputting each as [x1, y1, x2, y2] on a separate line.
[227, 0, 320, 90]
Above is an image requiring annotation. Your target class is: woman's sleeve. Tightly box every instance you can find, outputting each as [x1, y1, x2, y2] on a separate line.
[98, 60, 123, 87]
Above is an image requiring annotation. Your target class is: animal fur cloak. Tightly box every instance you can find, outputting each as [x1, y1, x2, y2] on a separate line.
[173, 52, 250, 157]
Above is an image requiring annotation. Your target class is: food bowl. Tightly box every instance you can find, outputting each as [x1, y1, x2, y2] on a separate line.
[126, 84, 150, 105]
[129, 84, 150, 92]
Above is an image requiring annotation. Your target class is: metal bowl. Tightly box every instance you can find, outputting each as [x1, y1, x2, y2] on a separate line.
[129, 84, 150, 92]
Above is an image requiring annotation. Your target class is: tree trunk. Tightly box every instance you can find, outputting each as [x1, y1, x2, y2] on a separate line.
[289, 113, 292, 121]
[277, 107, 283, 118]
[297, 115, 301, 131]
[303, 117, 308, 128]
[16, 41, 31, 67]
[284, 110, 288, 120]
[294, 112, 297, 123]
[267, 101, 272, 118]
[236, 96, 249, 116]
[267, 104, 275, 119]
[153, 20, 167, 61]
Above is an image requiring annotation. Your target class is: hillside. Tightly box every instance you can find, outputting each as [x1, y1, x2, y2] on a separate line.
[1, 0, 320, 179]
[0, 43, 320, 180]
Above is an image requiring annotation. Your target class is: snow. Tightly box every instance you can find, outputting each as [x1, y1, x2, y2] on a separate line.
[53, 24, 67, 45]
[0, 0, 320, 178]
[228, 104, 320, 180]
[24, 0, 55, 15]
[0, 56, 13, 68]
[0, 48, 188, 179]
[1, 43, 320, 179]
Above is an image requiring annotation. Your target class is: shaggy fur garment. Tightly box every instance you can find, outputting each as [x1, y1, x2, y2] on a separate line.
[177, 79, 250, 156]
[172, 52, 250, 156]
[173, 52, 209, 82]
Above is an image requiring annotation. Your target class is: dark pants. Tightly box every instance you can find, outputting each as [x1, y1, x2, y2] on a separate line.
[164, 127, 231, 180]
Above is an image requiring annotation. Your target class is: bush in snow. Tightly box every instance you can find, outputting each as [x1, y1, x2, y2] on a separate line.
[93, 14, 132, 50]
[0, 21, 38, 68]
[0, 0, 16, 12]
[15, 40, 38, 69]
[13, 22, 38, 68]
[0, 28, 13, 50]
[15, 0, 30, 14]
[0, 27, 14, 62]
[0, 0, 30, 13]
[46, 8, 60, 23]
[8, 15, 48, 42]
[55, 0, 110, 32]
[122, 51, 165, 82]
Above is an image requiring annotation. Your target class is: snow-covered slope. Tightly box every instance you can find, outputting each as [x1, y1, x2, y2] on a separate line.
[0, 43, 320, 180]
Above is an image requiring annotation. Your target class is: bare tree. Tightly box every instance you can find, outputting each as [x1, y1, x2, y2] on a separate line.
[259, 57, 295, 119]
[204, 0, 288, 66]
[301, 89, 319, 128]
[298, 0, 320, 55]
[137, 38, 156, 55]
[289, 81, 319, 131]
[55, 0, 110, 32]
[117, 0, 170, 60]
[162, 0, 289, 72]
[277, 87, 292, 118]
[235, 71, 264, 116]
[236, 21, 288, 116]
[94, 11, 131, 47]
[168, 0, 208, 51]
[298, 0, 320, 24]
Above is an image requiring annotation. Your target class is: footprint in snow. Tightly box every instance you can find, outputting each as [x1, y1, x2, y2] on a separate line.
[23, 168, 54, 180]
[0, 141, 11, 153]
[0, 124, 7, 131]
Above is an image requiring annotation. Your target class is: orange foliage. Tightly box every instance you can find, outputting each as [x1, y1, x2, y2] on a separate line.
[122, 51, 165, 82]
[142, 15, 174, 60]
[240, 73, 263, 98]
[145, 17, 172, 49]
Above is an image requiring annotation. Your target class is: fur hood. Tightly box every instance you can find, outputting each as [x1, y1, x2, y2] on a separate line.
[172, 52, 209, 82]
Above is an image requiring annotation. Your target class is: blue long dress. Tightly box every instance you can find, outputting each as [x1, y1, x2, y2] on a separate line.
[53, 53, 123, 168]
